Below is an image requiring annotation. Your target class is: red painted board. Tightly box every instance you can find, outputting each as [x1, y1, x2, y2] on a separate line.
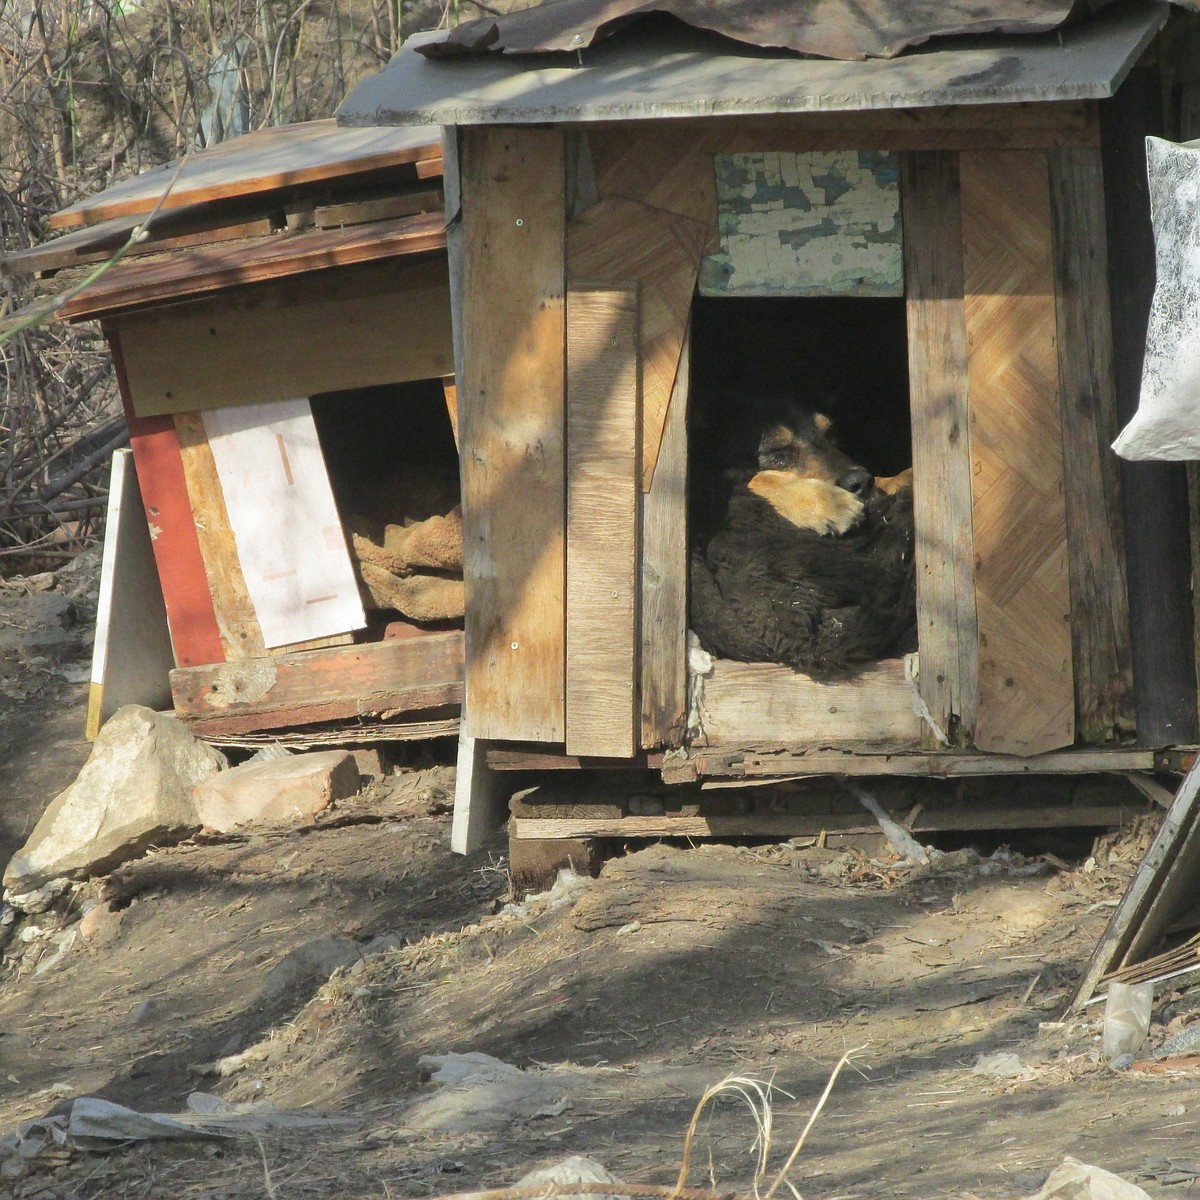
[109, 328, 225, 668]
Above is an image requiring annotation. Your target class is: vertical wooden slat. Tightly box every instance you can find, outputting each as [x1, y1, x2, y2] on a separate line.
[961, 150, 1074, 755]
[459, 126, 567, 743]
[641, 322, 690, 749]
[109, 327, 225, 669]
[900, 152, 977, 747]
[174, 411, 268, 660]
[1048, 145, 1135, 743]
[565, 284, 641, 758]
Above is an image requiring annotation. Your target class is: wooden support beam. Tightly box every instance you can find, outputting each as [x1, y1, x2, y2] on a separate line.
[450, 732, 509, 854]
[1049, 145, 1136, 744]
[171, 631, 464, 735]
[565, 284, 641, 758]
[640, 323, 689, 749]
[459, 126, 567, 743]
[961, 149, 1074, 756]
[900, 151, 977, 747]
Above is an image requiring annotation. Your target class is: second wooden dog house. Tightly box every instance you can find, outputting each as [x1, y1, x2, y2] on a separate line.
[339, 0, 1200, 855]
[11, 120, 468, 745]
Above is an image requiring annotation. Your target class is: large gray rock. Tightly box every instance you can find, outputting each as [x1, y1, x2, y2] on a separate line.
[3, 706, 226, 893]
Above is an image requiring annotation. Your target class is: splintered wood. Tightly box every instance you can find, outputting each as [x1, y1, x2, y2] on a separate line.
[961, 150, 1074, 755]
[565, 285, 641, 759]
[459, 126, 567, 743]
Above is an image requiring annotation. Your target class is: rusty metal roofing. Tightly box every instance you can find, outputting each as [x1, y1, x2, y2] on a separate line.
[337, 1, 1166, 127]
[417, 0, 1111, 63]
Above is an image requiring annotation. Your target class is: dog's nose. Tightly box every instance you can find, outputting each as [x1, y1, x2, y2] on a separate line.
[837, 466, 875, 497]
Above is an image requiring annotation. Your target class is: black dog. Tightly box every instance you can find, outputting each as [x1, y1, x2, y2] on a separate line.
[689, 403, 916, 678]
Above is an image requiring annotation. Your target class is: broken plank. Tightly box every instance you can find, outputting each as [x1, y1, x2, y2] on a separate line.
[86, 449, 174, 739]
[459, 125, 567, 743]
[640, 321, 689, 749]
[565, 283, 641, 759]
[171, 631, 464, 733]
[1073, 756, 1200, 1008]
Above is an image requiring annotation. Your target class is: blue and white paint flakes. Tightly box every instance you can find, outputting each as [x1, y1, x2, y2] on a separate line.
[699, 150, 903, 298]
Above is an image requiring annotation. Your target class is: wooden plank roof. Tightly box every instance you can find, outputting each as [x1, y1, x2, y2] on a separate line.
[51, 119, 441, 230]
[336, 1, 1166, 127]
[59, 210, 446, 321]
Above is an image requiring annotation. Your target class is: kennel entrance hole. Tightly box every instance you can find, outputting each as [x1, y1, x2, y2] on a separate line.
[688, 294, 912, 478]
[311, 379, 462, 641]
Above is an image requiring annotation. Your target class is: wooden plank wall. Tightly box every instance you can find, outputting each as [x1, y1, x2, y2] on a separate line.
[900, 152, 978, 747]
[1048, 146, 1136, 742]
[960, 150, 1074, 755]
[564, 285, 641, 758]
[459, 126, 567, 743]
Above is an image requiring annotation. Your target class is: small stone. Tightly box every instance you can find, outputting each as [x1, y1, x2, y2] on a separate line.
[1162, 1103, 1187, 1116]
[4, 879, 71, 915]
[350, 748, 386, 780]
[77, 903, 122, 946]
[261, 936, 361, 1001]
[0, 1157, 27, 1180]
[193, 751, 361, 833]
[130, 998, 164, 1025]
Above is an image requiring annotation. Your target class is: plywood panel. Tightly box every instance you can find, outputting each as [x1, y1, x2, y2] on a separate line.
[1049, 145, 1135, 743]
[565, 284, 640, 759]
[641, 323, 690, 749]
[111, 331, 225, 669]
[114, 258, 453, 417]
[86, 449, 174, 739]
[568, 195, 706, 489]
[694, 657, 922, 748]
[961, 150, 1074, 755]
[459, 126, 567, 743]
[201, 399, 366, 649]
[900, 152, 977, 747]
[174, 412, 267, 660]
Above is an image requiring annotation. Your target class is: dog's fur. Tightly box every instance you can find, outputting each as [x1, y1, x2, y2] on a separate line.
[689, 402, 916, 678]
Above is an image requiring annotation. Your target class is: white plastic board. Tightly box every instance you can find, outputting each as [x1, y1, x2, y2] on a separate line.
[201, 399, 365, 648]
[87, 449, 174, 738]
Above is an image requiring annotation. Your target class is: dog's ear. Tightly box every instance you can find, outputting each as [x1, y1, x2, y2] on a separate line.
[813, 412, 834, 434]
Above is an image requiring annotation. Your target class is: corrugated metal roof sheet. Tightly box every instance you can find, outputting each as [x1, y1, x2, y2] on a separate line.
[336, 1, 1166, 128]
[416, 0, 1108, 64]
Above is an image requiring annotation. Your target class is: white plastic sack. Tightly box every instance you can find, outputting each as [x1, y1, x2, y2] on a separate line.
[1024, 1157, 1152, 1200]
[1113, 137, 1200, 460]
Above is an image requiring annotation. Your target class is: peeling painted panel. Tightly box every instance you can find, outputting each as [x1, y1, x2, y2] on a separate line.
[699, 150, 903, 297]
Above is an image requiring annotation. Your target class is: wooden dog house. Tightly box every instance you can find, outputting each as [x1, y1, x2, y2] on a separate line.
[8, 120, 468, 746]
[337, 0, 1200, 856]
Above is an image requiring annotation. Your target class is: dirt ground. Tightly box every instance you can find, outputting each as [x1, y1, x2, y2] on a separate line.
[2, 570, 1200, 1200]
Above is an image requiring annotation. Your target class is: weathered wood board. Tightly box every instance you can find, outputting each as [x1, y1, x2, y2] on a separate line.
[201, 399, 366, 649]
[692, 657, 923, 748]
[961, 150, 1074, 756]
[641, 323, 690, 749]
[86, 449, 175, 738]
[111, 257, 454, 418]
[567, 195, 707, 490]
[61, 212, 446, 320]
[700, 150, 902, 297]
[459, 126, 567, 743]
[900, 151, 977, 747]
[174, 412, 267, 660]
[565, 284, 641, 759]
[1049, 145, 1135, 743]
[51, 119, 440, 229]
[171, 631, 464, 735]
[112, 333, 225, 668]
